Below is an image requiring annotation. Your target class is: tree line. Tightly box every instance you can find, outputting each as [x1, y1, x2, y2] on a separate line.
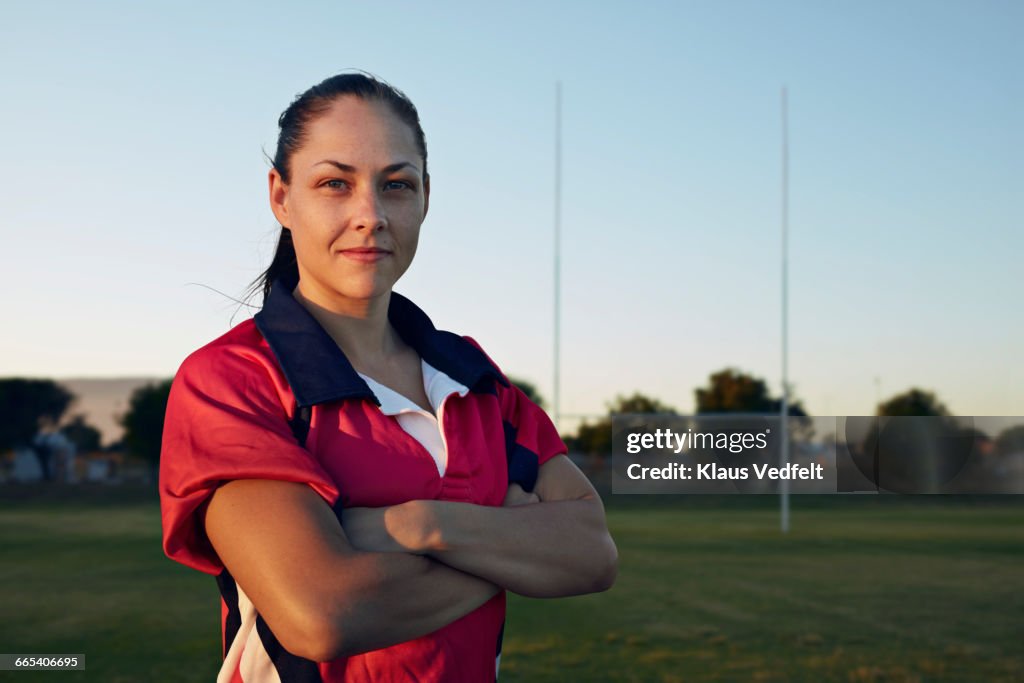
[2, 371, 1023, 475]
[0, 378, 171, 478]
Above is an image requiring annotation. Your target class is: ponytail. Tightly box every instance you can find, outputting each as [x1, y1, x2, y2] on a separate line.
[249, 227, 299, 306]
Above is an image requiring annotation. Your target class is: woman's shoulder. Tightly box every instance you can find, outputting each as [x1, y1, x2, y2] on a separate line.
[175, 318, 279, 382]
[456, 334, 504, 375]
[166, 318, 299, 425]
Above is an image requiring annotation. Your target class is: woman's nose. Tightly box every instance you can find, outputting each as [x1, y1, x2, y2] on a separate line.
[352, 188, 387, 231]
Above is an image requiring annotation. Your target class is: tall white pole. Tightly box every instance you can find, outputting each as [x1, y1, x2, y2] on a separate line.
[780, 86, 791, 534]
[554, 81, 562, 432]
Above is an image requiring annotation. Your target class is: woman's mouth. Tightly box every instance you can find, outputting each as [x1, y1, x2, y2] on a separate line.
[340, 248, 392, 263]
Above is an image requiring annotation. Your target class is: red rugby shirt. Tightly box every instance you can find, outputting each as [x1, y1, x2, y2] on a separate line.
[159, 276, 566, 682]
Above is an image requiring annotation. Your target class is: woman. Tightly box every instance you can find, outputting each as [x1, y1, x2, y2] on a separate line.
[159, 73, 617, 683]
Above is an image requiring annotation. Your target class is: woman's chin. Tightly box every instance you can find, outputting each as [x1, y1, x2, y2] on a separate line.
[332, 279, 395, 302]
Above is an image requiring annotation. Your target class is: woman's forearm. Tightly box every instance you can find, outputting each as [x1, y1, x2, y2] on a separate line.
[342, 496, 617, 598]
[422, 497, 618, 598]
[313, 549, 499, 659]
[339, 457, 618, 600]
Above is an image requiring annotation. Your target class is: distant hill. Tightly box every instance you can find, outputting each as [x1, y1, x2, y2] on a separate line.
[57, 377, 167, 447]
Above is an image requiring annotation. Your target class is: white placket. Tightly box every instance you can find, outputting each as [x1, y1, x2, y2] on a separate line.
[358, 359, 469, 477]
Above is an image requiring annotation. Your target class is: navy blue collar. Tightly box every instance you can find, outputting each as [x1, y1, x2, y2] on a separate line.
[253, 275, 508, 408]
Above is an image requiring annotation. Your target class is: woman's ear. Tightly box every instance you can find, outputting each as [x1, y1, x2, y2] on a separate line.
[268, 168, 290, 226]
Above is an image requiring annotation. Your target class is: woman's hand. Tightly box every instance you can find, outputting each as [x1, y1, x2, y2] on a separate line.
[342, 483, 538, 553]
[340, 459, 617, 599]
[340, 500, 439, 554]
[502, 483, 540, 507]
[422, 455, 618, 598]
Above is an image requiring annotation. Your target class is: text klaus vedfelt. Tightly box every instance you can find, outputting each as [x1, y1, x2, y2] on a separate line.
[624, 428, 824, 481]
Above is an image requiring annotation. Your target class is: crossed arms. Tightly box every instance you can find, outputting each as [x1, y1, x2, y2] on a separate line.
[204, 454, 618, 662]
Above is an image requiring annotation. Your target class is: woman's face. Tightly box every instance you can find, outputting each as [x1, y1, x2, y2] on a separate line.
[269, 95, 429, 311]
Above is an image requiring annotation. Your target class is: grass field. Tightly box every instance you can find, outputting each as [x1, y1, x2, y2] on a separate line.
[1, 489, 1022, 682]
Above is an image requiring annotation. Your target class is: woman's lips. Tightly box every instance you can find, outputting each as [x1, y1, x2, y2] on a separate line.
[340, 248, 392, 263]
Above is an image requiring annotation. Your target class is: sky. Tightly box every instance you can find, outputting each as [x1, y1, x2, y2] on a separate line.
[1, 0, 1021, 426]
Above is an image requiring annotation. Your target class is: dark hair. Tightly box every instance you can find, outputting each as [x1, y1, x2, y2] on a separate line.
[248, 72, 428, 305]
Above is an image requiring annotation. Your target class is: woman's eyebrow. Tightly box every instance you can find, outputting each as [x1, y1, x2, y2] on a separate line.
[313, 160, 421, 174]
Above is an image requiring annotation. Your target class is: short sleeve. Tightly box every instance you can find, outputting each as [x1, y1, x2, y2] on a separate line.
[159, 345, 340, 575]
[500, 382, 567, 465]
[462, 336, 568, 491]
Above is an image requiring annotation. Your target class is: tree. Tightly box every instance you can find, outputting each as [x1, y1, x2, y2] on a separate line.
[506, 376, 545, 410]
[857, 388, 960, 493]
[696, 369, 774, 414]
[695, 368, 808, 417]
[694, 368, 812, 443]
[569, 393, 678, 457]
[995, 425, 1024, 456]
[120, 379, 173, 473]
[876, 388, 949, 417]
[61, 414, 103, 453]
[0, 378, 74, 480]
[0, 379, 74, 451]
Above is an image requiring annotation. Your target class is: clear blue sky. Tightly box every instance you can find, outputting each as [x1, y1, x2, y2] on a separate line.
[1, 0, 1021, 422]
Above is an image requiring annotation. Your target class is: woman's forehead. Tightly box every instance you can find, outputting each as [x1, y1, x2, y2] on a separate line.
[296, 96, 420, 164]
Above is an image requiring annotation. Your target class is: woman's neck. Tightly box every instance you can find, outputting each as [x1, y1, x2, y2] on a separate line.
[292, 282, 400, 369]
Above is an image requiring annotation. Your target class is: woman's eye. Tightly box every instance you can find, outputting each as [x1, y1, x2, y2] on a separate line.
[384, 180, 413, 191]
[323, 179, 348, 190]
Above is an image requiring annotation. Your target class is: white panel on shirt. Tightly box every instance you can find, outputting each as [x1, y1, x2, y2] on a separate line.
[357, 359, 470, 477]
[218, 583, 281, 683]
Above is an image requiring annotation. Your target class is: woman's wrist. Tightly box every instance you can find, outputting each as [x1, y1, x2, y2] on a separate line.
[388, 499, 443, 553]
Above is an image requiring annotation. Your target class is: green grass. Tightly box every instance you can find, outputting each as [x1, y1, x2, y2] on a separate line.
[0, 493, 220, 682]
[1, 490, 1022, 682]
